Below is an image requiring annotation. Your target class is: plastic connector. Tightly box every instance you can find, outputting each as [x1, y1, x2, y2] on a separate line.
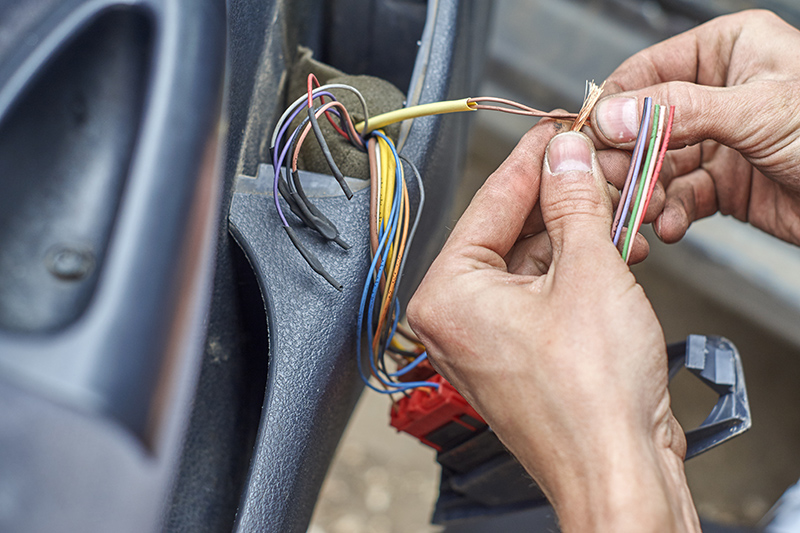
[390, 374, 486, 451]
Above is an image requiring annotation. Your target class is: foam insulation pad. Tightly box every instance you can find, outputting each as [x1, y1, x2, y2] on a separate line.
[285, 46, 405, 180]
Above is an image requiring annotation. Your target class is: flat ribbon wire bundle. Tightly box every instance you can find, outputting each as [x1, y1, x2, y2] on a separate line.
[611, 97, 675, 263]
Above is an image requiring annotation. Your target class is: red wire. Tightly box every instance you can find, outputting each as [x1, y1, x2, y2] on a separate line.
[307, 73, 349, 139]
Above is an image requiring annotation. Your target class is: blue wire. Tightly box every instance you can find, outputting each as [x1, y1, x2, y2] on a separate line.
[387, 298, 400, 351]
[355, 131, 439, 392]
[356, 179, 429, 393]
[368, 132, 437, 390]
[390, 352, 429, 377]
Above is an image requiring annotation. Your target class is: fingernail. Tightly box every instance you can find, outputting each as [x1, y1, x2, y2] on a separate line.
[546, 132, 592, 174]
[654, 215, 662, 238]
[595, 97, 639, 142]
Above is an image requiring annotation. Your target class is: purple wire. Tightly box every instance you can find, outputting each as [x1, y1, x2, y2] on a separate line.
[613, 97, 653, 245]
[272, 91, 338, 226]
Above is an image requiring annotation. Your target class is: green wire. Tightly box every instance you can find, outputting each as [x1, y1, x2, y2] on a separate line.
[622, 105, 661, 260]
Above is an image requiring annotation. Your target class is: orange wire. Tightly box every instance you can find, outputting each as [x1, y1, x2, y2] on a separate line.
[372, 177, 410, 357]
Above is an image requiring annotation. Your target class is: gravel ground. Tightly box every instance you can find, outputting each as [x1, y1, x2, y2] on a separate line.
[308, 391, 442, 533]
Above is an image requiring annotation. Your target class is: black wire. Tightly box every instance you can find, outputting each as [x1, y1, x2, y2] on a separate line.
[282, 118, 349, 248]
[282, 226, 342, 291]
[308, 106, 354, 199]
[387, 347, 422, 360]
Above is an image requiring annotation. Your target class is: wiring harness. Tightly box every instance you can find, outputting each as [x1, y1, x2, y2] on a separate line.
[269, 75, 670, 394]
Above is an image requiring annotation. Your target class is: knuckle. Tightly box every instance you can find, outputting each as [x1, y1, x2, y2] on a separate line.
[406, 288, 431, 335]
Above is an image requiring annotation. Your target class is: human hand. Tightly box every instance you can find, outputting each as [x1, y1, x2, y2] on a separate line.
[591, 10, 800, 245]
[407, 126, 699, 532]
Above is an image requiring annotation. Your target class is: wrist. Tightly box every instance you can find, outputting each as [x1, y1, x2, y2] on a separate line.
[517, 427, 700, 533]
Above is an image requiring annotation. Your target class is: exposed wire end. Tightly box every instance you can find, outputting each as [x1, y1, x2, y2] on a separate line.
[277, 174, 312, 225]
[287, 170, 339, 241]
[571, 80, 605, 131]
[334, 235, 351, 250]
[283, 225, 343, 291]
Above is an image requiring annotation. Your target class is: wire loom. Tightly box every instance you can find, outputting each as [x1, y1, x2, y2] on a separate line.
[269, 75, 673, 394]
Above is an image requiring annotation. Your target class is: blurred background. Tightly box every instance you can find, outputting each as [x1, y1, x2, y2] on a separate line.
[309, 0, 800, 531]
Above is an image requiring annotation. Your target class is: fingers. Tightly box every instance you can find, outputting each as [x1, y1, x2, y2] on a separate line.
[506, 222, 649, 276]
[654, 168, 718, 243]
[445, 121, 562, 259]
[505, 232, 552, 277]
[518, 148, 633, 238]
[593, 80, 800, 166]
[540, 132, 617, 263]
[593, 83, 743, 149]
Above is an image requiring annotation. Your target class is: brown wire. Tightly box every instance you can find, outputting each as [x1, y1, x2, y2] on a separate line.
[372, 173, 411, 359]
[468, 97, 581, 121]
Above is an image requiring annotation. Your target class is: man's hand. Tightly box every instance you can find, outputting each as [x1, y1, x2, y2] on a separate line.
[407, 127, 700, 532]
[591, 10, 800, 245]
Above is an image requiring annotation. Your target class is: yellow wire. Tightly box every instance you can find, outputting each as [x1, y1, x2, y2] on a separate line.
[381, 137, 396, 270]
[384, 144, 396, 227]
[378, 133, 389, 231]
[356, 98, 476, 134]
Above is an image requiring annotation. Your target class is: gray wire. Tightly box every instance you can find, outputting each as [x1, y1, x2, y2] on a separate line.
[395, 155, 425, 289]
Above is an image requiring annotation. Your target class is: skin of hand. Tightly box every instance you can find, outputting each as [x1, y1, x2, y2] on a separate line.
[407, 126, 700, 533]
[591, 9, 800, 245]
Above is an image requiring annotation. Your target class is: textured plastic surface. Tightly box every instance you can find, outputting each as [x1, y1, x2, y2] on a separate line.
[226, 2, 491, 531]
[0, 0, 225, 532]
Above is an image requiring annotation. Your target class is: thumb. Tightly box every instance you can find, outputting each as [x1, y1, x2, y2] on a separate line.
[541, 132, 615, 262]
[591, 81, 784, 154]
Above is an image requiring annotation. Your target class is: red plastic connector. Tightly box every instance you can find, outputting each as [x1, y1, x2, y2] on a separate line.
[390, 374, 485, 451]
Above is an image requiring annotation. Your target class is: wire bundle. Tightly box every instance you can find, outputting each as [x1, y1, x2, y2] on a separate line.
[356, 131, 439, 393]
[611, 97, 675, 263]
[269, 74, 619, 394]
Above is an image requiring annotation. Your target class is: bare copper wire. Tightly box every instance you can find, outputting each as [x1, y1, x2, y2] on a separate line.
[571, 80, 606, 131]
